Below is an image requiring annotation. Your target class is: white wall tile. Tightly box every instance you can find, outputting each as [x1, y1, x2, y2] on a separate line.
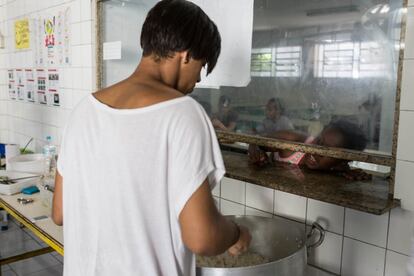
[221, 177, 245, 204]
[307, 199, 344, 235]
[245, 183, 274, 213]
[72, 68, 84, 90]
[306, 265, 336, 276]
[344, 209, 389, 247]
[71, 45, 82, 67]
[80, 44, 93, 67]
[400, 59, 414, 111]
[274, 190, 306, 222]
[405, 7, 414, 59]
[220, 199, 245, 216]
[308, 231, 342, 275]
[388, 207, 414, 255]
[80, 20, 92, 45]
[342, 238, 386, 276]
[395, 160, 414, 210]
[0, 129, 9, 142]
[397, 111, 414, 162]
[81, 67, 93, 92]
[245, 207, 272, 218]
[80, 0, 91, 21]
[70, 0, 81, 23]
[70, 22, 81, 46]
[385, 251, 410, 276]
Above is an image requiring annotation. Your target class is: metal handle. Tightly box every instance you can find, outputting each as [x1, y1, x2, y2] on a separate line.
[306, 222, 325, 249]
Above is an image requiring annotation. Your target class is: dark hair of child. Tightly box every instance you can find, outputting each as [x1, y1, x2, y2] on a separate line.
[325, 119, 367, 151]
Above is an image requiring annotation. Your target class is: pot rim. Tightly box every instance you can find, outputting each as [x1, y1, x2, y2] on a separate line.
[196, 246, 306, 271]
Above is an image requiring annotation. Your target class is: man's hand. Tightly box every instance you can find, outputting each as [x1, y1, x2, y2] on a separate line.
[212, 118, 227, 131]
[228, 225, 252, 256]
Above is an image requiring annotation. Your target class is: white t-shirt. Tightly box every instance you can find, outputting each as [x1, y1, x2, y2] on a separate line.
[58, 95, 225, 276]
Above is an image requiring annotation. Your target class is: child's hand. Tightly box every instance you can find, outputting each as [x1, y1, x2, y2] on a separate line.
[248, 145, 269, 167]
[341, 168, 372, 181]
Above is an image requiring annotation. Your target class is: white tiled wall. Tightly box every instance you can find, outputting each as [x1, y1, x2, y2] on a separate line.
[344, 209, 389, 248]
[245, 182, 274, 213]
[342, 238, 386, 276]
[218, 177, 413, 275]
[388, 208, 414, 256]
[308, 231, 343, 275]
[307, 199, 344, 235]
[274, 190, 307, 222]
[397, 0, 414, 211]
[385, 251, 410, 276]
[0, 0, 96, 151]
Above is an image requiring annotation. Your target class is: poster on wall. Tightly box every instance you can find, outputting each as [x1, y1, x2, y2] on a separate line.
[57, 7, 71, 65]
[33, 18, 44, 66]
[36, 69, 47, 104]
[38, 6, 71, 66]
[44, 15, 57, 66]
[15, 69, 25, 101]
[8, 70, 16, 100]
[14, 19, 30, 50]
[25, 69, 35, 102]
[47, 69, 60, 106]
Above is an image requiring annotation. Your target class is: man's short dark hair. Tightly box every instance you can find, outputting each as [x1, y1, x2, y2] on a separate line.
[141, 0, 221, 75]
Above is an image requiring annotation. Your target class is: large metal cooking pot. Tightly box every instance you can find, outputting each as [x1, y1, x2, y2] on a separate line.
[196, 215, 325, 276]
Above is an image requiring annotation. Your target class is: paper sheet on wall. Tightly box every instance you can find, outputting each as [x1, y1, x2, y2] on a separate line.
[16, 69, 25, 101]
[103, 41, 122, 60]
[15, 19, 30, 49]
[189, 0, 254, 88]
[8, 70, 16, 100]
[34, 6, 71, 66]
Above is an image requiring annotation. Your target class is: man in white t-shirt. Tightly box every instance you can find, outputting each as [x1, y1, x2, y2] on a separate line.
[52, 0, 251, 275]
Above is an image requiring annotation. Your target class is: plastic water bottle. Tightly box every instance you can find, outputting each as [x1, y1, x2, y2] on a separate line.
[42, 136, 57, 176]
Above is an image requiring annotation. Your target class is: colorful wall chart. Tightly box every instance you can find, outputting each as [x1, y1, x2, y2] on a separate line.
[8, 6, 69, 107]
[37, 7, 71, 66]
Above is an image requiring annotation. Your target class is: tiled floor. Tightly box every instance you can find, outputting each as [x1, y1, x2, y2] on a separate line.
[0, 218, 63, 276]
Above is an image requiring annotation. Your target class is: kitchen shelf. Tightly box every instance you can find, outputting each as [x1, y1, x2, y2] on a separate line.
[222, 150, 399, 215]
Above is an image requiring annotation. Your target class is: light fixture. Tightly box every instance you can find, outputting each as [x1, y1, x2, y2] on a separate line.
[379, 4, 390, 14]
[370, 5, 381, 14]
[368, 4, 390, 15]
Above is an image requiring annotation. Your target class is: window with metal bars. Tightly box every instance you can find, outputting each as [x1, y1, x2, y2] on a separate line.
[314, 41, 386, 78]
[251, 46, 301, 77]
